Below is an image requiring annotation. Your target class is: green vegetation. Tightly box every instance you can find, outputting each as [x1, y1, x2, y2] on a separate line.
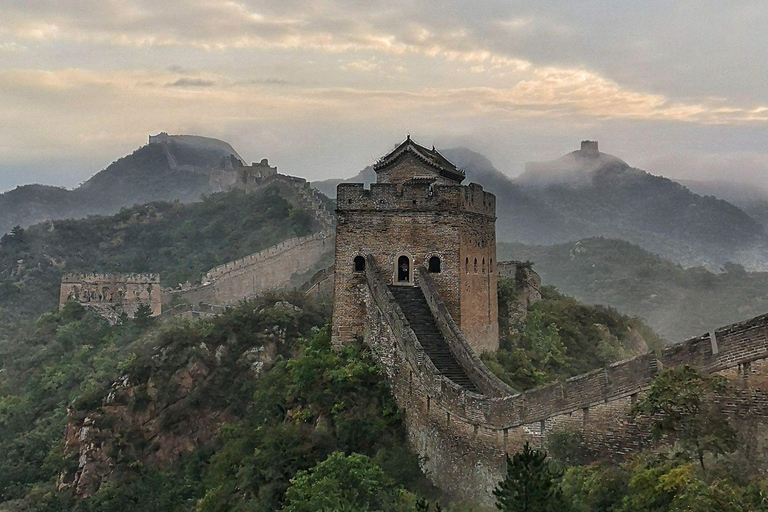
[555, 366, 768, 512]
[630, 365, 737, 470]
[492, 366, 768, 512]
[0, 187, 320, 320]
[493, 442, 565, 512]
[499, 238, 768, 343]
[0, 294, 439, 511]
[0, 302, 155, 504]
[484, 275, 662, 391]
[283, 452, 419, 512]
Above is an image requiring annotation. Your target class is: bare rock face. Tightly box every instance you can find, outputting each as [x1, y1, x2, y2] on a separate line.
[498, 261, 542, 329]
[57, 302, 299, 497]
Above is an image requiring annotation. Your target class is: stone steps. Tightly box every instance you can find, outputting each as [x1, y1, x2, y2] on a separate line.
[389, 286, 478, 393]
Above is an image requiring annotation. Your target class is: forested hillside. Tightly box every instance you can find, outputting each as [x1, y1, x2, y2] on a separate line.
[0, 278, 667, 511]
[0, 187, 319, 321]
[0, 294, 439, 511]
[483, 275, 663, 391]
[499, 238, 768, 342]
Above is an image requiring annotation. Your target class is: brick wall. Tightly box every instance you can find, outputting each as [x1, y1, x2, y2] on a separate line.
[361, 261, 768, 505]
[60, 273, 162, 316]
[168, 232, 333, 306]
[332, 181, 498, 352]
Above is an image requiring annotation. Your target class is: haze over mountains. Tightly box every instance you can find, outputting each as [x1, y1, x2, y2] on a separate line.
[4, 134, 768, 271]
[315, 141, 768, 269]
[0, 135, 239, 234]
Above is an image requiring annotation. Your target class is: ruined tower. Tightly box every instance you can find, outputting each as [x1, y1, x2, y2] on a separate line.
[332, 136, 499, 353]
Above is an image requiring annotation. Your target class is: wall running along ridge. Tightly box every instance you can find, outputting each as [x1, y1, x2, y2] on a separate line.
[360, 258, 768, 505]
[166, 171, 335, 306]
[168, 231, 334, 306]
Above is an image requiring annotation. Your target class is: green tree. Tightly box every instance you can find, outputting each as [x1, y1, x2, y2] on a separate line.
[133, 303, 154, 327]
[282, 452, 416, 512]
[630, 365, 737, 470]
[493, 442, 565, 512]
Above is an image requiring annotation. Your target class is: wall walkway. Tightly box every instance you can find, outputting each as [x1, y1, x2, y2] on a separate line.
[361, 259, 768, 504]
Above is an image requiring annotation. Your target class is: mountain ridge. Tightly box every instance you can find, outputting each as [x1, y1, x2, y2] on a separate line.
[0, 134, 242, 234]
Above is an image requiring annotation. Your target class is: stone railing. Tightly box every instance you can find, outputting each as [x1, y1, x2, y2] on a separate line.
[418, 269, 515, 398]
[365, 256, 475, 399]
[370, 264, 768, 431]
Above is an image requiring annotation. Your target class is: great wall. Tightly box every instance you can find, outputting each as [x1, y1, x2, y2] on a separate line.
[61, 168, 337, 316]
[166, 170, 335, 307]
[167, 231, 333, 306]
[362, 259, 768, 502]
[59, 136, 768, 506]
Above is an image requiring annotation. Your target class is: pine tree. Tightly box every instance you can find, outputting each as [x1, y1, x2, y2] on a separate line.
[133, 303, 154, 327]
[493, 442, 565, 512]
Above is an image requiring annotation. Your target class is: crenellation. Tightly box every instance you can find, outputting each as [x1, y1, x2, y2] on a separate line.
[328, 137, 768, 505]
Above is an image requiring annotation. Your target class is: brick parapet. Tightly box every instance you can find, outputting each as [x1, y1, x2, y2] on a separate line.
[168, 231, 333, 306]
[204, 231, 332, 281]
[418, 269, 514, 398]
[336, 182, 495, 218]
[364, 264, 768, 504]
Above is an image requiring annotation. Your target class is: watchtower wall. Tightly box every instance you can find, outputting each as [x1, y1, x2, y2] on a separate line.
[60, 273, 162, 316]
[332, 182, 497, 353]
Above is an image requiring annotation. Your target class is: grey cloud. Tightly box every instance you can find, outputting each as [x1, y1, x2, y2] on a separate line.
[167, 77, 215, 87]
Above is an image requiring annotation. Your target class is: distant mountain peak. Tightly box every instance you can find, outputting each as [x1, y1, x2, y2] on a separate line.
[518, 140, 630, 187]
[147, 132, 245, 166]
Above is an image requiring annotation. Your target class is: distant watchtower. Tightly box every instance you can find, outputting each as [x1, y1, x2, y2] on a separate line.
[581, 140, 599, 155]
[332, 136, 499, 353]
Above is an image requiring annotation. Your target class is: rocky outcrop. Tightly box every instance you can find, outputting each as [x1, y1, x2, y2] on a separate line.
[57, 301, 299, 497]
[498, 261, 542, 328]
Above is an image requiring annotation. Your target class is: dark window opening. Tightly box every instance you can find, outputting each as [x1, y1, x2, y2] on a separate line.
[353, 255, 365, 272]
[465, 257, 469, 274]
[473, 258, 478, 273]
[397, 255, 410, 282]
[490, 258, 493, 273]
[482, 258, 486, 274]
[428, 256, 441, 273]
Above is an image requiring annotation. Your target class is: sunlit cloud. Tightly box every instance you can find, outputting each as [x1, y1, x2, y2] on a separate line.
[0, 0, 767, 190]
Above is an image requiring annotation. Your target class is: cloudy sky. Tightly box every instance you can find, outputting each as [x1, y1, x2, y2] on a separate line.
[1, 0, 767, 192]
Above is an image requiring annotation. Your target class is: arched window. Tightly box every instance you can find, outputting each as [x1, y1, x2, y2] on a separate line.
[353, 255, 366, 272]
[490, 258, 493, 273]
[473, 258, 478, 273]
[465, 257, 469, 274]
[428, 256, 441, 273]
[482, 258, 486, 274]
[397, 255, 411, 282]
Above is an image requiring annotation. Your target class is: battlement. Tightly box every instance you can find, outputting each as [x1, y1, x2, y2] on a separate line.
[148, 132, 170, 145]
[336, 182, 495, 217]
[61, 273, 161, 284]
[581, 140, 599, 155]
[60, 272, 162, 318]
[204, 231, 332, 281]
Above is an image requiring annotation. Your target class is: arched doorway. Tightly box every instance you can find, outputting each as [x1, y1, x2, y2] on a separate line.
[397, 255, 411, 283]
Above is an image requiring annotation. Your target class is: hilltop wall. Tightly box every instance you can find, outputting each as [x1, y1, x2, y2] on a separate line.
[362, 261, 768, 504]
[168, 232, 334, 306]
[167, 171, 336, 306]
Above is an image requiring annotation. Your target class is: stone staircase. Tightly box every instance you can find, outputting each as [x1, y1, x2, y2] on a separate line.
[389, 286, 479, 393]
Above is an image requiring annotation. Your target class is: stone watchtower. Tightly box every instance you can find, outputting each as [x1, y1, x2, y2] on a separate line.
[332, 136, 499, 354]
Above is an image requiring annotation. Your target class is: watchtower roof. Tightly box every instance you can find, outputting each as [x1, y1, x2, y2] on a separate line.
[373, 135, 465, 184]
